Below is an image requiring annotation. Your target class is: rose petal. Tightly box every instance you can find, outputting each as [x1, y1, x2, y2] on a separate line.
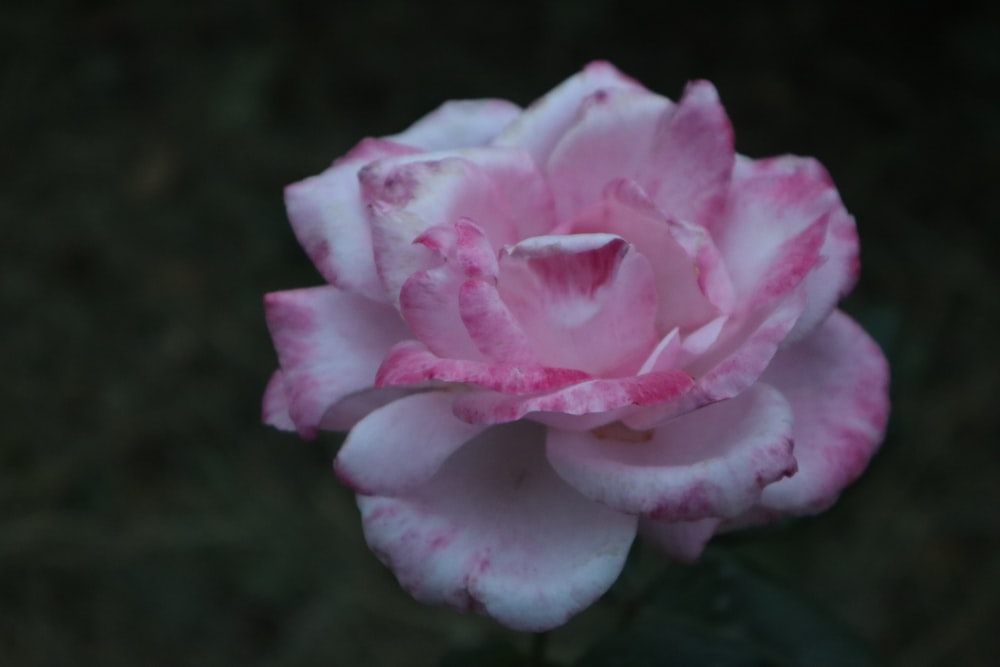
[567, 179, 735, 332]
[452, 370, 694, 426]
[496, 234, 659, 376]
[361, 147, 555, 303]
[262, 370, 295, 432]
[264, 286, 410, 439]
[335, 391, 487, 496]
[358, 421, 637, 631]
[623, 289, 806, 430]
[714, 155, 850, 312]
[318, 387, 413, 432]
[756, 310, 890, 515]
[492, 60, 643, 164]
[546, 87, 673, 221]
[375, 340, 591, 394]
[399, 220, 498, 361]
[546, 383, 796, 520]
[647, 80, 734, 229]
[640, 517, 720, 563]
[389, 99, 522, 150]
[284, 138, 419, 302]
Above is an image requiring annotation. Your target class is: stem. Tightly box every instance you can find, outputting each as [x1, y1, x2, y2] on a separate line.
[529, 631, 549, 666]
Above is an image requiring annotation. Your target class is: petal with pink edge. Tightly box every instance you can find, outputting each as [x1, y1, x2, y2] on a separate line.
[647, 80, 734, 229]
[390, 99, 522, 150]
[566, 179, 735, 333]
[714, 155, 849, 311]
[496, 234, 659, 376]
[492, 61, 644, 164]
[452, 370, 694, 426]
[361, 147, 555, 302]
[335, 391, 487, 496]
[375, 340, 592, 394]
[358, 421, 637, 631]
[640, 517, 720, 563]
[756, 310, 889, 515]
[264, 286, 410, 439]
[623, 289, 806, 430]
[284, 138, 419, 302]
[398, 219, 498, 361]
[546, 383, 796, 520]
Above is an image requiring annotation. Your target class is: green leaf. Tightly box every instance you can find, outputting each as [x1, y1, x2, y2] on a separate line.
[576, 549, 881, 667]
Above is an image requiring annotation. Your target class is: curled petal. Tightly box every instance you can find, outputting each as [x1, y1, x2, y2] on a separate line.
[335, 392, 487, 496]
[567, 179, 735, 332]
[262, 370, 295, 432]
[264, 286, 410, 438]
[497, 233, 659, 376]
[284, 138, 418, 301]
[358, 421, 637, 631]
[390, 99, 522, 150]
[546, 383, 796, 520]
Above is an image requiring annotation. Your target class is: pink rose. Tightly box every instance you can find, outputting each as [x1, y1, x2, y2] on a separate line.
[263, 62, 889, 631]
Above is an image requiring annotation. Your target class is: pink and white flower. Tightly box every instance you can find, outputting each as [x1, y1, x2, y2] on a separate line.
[263, 62, 889, 631]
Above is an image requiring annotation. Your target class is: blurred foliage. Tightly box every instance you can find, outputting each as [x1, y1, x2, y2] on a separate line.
[2, 0, 999, 665]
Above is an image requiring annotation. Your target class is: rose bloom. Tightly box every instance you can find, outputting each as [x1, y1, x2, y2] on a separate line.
[263, 62, 889, 631]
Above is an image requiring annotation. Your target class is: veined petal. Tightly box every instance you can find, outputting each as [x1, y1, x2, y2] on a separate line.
[335, 392, 487, 496]
[284, 138, 419, 302]
[264, 286, 410, 438]
[492, 61, 644, 164]
[546, 383, 796, 520]
[358, 421, 637, 631]
[389, 99, 522, 150]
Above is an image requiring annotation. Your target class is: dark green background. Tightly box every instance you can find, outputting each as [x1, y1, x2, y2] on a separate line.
[3, 0, 998, 665]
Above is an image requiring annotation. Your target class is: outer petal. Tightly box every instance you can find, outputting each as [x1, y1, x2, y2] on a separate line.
[640, 517, 720, 563]
[264, 286, 410, 439]
[714, 155, 851, 315]
[361, 147, 555, 302]
[546, 384, 796, 520]
[284, 138, 419, 302]
[492, 61, 644, 164]
[335, 391, 486, 496]
[389, 99, 522, 150]
[358, 421, 638, 631]
[496, 234, 659, 376]
[755, 310, 890, 515]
